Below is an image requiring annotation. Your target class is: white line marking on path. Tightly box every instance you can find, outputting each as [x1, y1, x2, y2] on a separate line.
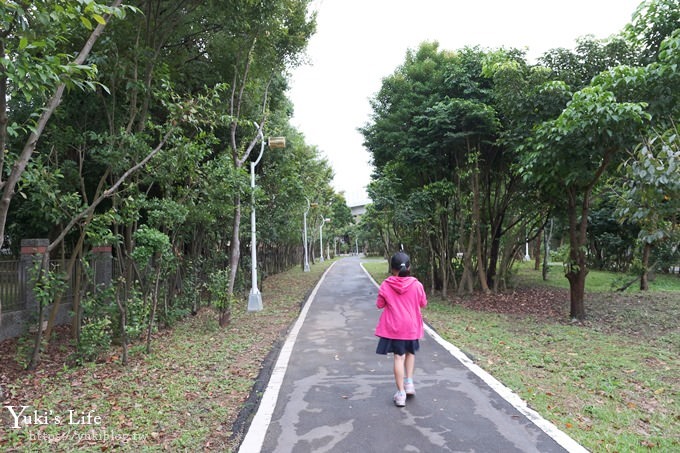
[238, 262, 337, 453]
[359, 262, 589, 453]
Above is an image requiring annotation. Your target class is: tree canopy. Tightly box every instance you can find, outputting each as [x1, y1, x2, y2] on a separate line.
[1, 0, 356, 366]
[360, 0, 679, 319]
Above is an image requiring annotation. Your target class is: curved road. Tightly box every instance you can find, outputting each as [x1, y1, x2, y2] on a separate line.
[239, 257, 587, 453]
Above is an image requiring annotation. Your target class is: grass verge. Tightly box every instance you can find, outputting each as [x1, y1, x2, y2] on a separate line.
[1, 259, 335, 452]
[363, 259, 679, 453]
[513, 261, 680, 293]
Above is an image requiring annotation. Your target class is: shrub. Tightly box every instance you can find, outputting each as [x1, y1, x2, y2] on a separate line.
[205, 268, 234, 314]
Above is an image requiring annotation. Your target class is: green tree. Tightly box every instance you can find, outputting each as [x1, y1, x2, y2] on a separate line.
[600, 10, 679, 289]
[130, 225, 173, 353]
[0, 0, 132, 246]
[363, 43, 550, 295]
[2, 0, 346, 370]
[527, 85, 649, 320]
[17, 0, 317, 329]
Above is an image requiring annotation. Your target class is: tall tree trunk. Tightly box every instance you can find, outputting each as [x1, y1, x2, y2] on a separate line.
[115, 286, 128, 366]
[542, 219, 553, 281]
[565, 150, 613, 320]
[565, 188, 588, 320]
[448, 254, 459, 294]
[224, 192, 241, 327]
[27, 255, 50, 370]
[440, 247, 448, 298]
[566, 265, 587, 320]
[43, 230, 85, 341]
[458, 226, 476, 295]
[27, 303, 45, 371]
[486, 218, 503, 289]
[534, 228, 542, 270]
[640, 242, 651, 291]
[472, 166, 490, 293]
[439, 212, 449, 298]
[146, 257, 162, 353]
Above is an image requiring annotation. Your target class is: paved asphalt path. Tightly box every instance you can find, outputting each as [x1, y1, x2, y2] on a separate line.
[239, 257, 587, 453]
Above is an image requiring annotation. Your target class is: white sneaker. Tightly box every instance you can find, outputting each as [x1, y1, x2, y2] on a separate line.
[404, 381, 415, 396]
[393, 391, 406, 407]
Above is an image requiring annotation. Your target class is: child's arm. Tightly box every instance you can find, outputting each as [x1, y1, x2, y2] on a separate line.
[376, 292, 387, 309]
[419, 283, 428, 307]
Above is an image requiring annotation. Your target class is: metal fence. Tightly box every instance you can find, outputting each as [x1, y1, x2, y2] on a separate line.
[0, 259, 21, 312]
[0, 259, 86, 315]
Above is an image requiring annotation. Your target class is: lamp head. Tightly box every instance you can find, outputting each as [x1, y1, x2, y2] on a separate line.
[268, 137, 286, 149]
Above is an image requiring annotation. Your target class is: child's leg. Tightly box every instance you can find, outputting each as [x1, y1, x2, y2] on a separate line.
[393, 353, 405, 391]
[404, 352, 415, 380]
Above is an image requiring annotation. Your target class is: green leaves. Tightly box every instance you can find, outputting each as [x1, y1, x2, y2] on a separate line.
[3, 1, 127, 104]
[80, 15, 93, 29]
[616, 125, 680, 245]
[529, 83, 650, 194]
[131, 225, 172, 266]
[92, 13, 107, 25]
[625, 0, 680, 64]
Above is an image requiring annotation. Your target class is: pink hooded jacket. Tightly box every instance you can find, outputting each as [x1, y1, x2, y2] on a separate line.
[375, 275, 428, 340]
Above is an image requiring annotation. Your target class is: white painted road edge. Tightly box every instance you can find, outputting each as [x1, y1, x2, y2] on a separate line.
[238, 261, 337, 453]
[360, 262, 589, 453]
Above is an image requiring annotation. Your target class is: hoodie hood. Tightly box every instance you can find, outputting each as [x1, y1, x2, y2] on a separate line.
[383, 275, 417, 295]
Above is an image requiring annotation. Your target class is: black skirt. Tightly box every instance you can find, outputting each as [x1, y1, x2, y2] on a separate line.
[376, 337, 420, 355]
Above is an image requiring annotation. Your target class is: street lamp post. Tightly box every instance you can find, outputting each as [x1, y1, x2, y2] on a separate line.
[319, 216, 327, 263]
[248, 123, 285, 312]
[524, 239, 531, 261]
[247, 125, 266, 312]
[303, 198, 311, 272]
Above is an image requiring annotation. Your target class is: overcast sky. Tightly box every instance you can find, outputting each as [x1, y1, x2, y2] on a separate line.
[287, 0, 643, 207]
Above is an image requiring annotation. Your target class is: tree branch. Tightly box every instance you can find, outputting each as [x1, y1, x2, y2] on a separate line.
[0, 0, 124, 244]
[46, 128, 174, 254]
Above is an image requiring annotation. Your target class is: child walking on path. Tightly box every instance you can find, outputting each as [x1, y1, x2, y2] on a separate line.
[375, 252, 428, 407]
